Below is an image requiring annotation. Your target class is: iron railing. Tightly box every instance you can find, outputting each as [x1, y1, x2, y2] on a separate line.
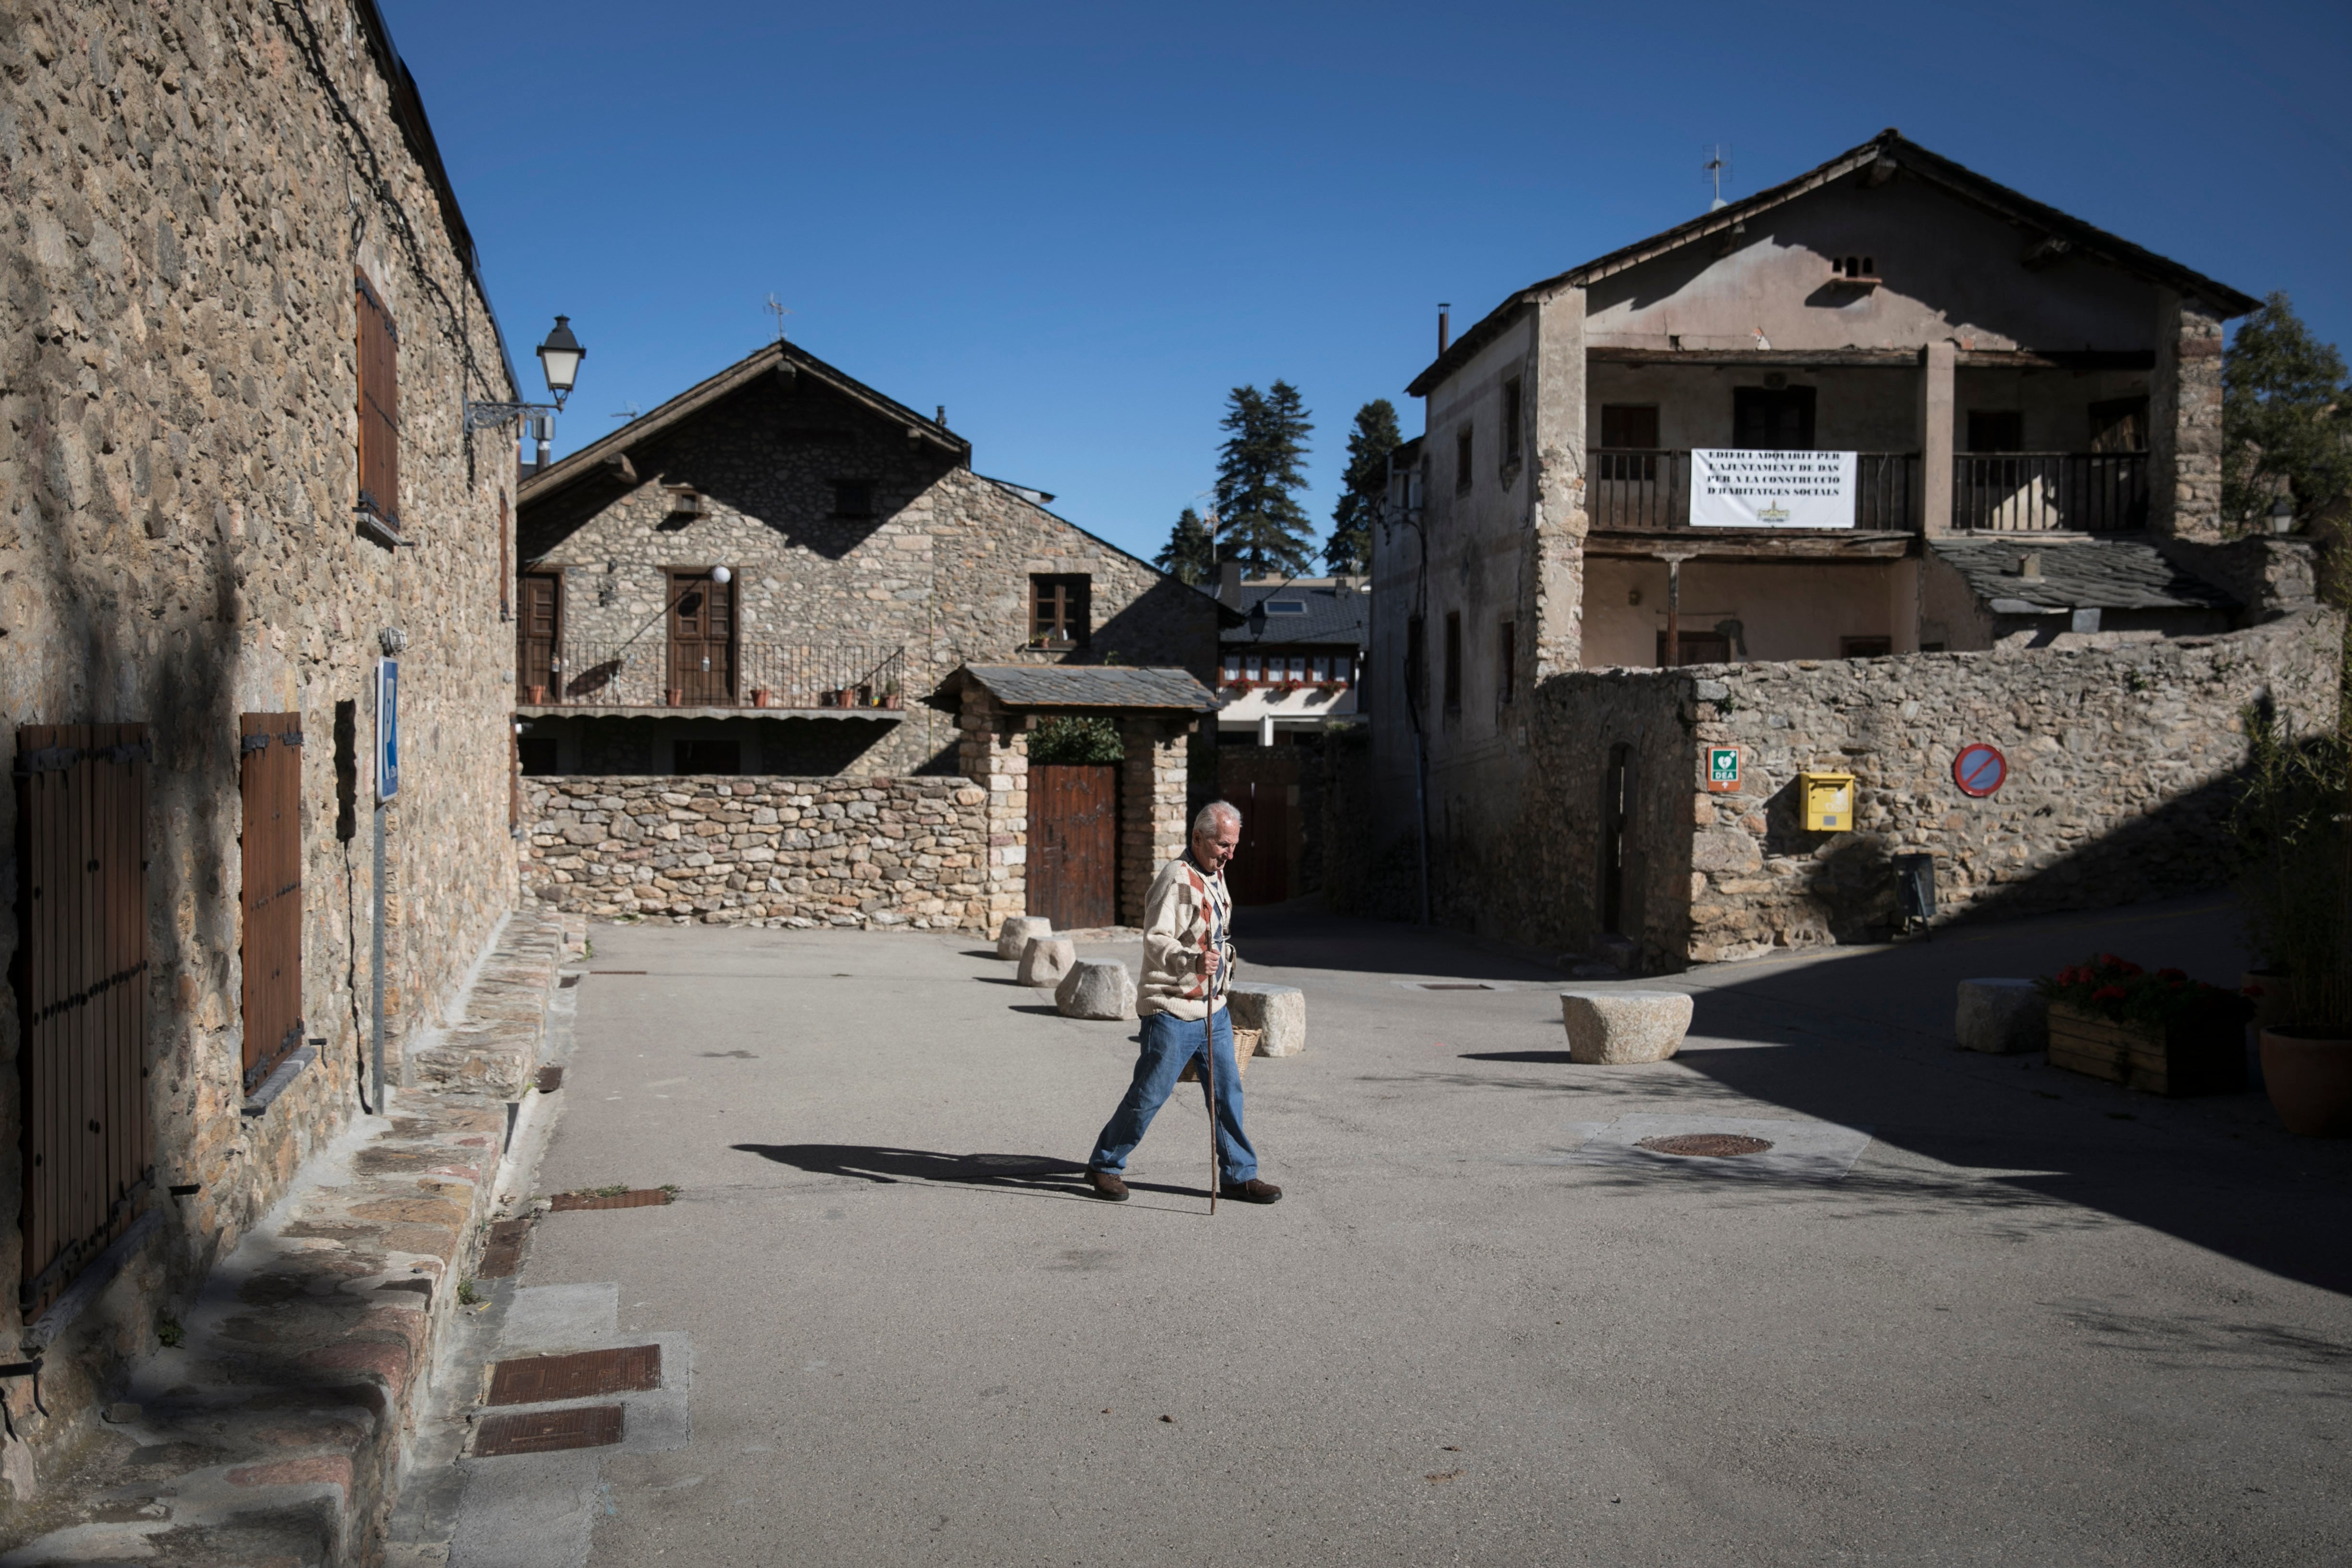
[1590, 450, 1920, 532]
[1952, 452, 2146, 532]
[521, 641, 909, 710]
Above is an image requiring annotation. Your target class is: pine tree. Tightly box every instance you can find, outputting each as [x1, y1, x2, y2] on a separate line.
[2223, 292, 2352, 527]
[1324, 399, 1401, 574]
[1214, 382, 1315, 576]
[1154, 506, 1214, 585]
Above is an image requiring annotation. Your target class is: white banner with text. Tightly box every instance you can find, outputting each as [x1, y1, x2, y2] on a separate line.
[1689, 448, 1857, 529]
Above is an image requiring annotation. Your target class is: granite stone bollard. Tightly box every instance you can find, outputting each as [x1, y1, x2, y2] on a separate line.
[1560, 990, 1693, 1064]
[1055, 960, 1136, 1021]
[1956, 979, 2048, 1054]
[1017, 937, 1076, 987]
[996, 915, 1051, 961]
[1226, 982, 1305, 1057]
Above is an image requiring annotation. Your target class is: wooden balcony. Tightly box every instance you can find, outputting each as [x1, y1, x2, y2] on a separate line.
[515, 641, 908, 716]
[1952, 452, 2147, 532]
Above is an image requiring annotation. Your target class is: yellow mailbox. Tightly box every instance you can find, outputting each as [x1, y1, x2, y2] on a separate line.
[1800, 769, 1855, 832]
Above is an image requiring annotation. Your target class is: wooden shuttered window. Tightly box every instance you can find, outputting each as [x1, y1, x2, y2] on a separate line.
[238, 714, 304, 1095]
[13, 724, 152, 1322]
[356, 271, 400, 535]
[1029, 574, 1090, 649]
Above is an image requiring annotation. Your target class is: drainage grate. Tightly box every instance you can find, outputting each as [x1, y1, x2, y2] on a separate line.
[550, 1188, 673, 1212]
[472, 1404, 624, 1457]
[1637, 1133, 1774, 1158]
[476, 1218, 532, 1280]
[488, 1344, 662, 1406]
[535, 1065, 564, 1093]
[1419, 983, 1495, 991]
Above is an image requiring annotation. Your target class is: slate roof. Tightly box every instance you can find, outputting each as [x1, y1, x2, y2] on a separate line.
[939, 664, 1219, 711]
[1930, 538, 2239, 614]
[1410, 128, 2258, 398]
[1221, 583, 1369, 647]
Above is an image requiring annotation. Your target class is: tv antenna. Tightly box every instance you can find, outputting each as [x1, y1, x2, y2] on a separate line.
[610, 402, 640, 423]
[764, 294, 792, 343]
[1702, 144, 1733, 210]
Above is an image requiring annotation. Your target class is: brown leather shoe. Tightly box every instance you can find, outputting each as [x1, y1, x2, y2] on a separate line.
[1223, 1177, 1283, 1204]
[1086, 1170, 1130, 1202]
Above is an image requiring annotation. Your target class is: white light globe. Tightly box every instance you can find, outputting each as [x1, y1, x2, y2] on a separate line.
[711, 565, 732, 585]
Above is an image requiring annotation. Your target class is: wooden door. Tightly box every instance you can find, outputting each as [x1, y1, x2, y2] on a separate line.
[239, 714, 304, 1095]
[667, 571, 736, 705]
[1733, 386, 1817, 448]
[1029, 764, 1117, 929]
[1228, 779, 1294, 906]
[518, 572, 561, 703]
[14, 723, 151, 1322]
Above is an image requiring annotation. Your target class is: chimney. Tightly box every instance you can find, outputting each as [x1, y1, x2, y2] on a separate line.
[1438, 303, 1451, 357]
[936, 405, 947, 428]
[1218, 559, 1243, 608]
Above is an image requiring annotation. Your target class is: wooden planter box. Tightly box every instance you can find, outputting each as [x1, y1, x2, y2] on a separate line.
[2047, 1003, 2246, 1096]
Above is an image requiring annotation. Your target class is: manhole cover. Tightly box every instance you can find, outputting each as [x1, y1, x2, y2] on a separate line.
[550, 1188, 672, 1211]
[472, 1405, 624, 1457]
[1637, 1133, 1774, 1158]
[488, 1344, 661, 1406]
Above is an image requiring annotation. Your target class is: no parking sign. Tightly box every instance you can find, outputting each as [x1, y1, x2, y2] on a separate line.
[1953, 744, 2006, 798]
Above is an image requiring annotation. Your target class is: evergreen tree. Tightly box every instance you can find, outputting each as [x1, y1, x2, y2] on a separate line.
[2223, 292, 2352, 527]
[1324, 398, 1401, 574]
[1154, 506, 1214, 585]
[1214, 381, 1315, 575]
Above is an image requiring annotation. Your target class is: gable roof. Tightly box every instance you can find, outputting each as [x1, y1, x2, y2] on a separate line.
[519, 339, 969, 506]
[934, 664, 1219, 712]
[1221, 582, 1369, 647]
[1408, 129, 2260, 397]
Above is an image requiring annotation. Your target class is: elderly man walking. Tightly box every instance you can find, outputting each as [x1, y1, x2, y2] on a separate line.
[1084, 801, 1282, 1204]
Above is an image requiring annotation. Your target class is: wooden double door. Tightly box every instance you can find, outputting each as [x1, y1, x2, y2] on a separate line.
[668, 570, 736, 705]
[1029, 764, 1118, 930]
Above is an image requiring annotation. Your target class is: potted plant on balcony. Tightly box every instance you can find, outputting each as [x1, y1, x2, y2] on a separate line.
[2233, 711, 2352, 1134]
[2036, 955, 2253, 1096]
[526, 684, 547, 705]
[881, 678, 903, 710]
[751, 687, 773, 709]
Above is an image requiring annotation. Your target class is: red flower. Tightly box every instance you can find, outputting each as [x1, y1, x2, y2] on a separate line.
[2097, 952, 2122, 968]
[2091, 985, 2127, 1002]
[2117, 962, 2144, 977]
[2156, 968, 2187, 982]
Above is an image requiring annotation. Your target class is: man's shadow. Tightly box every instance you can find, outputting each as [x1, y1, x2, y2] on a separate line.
[730, 1144, 1202, 1199]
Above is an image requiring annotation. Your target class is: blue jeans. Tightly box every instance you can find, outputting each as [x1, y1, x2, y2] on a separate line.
[1089, 1008, 1259, 1184]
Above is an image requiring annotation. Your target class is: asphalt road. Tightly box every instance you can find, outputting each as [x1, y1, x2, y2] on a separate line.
[500, 896, 2352, 1567]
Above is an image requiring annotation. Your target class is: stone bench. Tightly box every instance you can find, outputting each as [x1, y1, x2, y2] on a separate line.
[1018, 936, 1076, 987]
[1055, 959, 1136, 1020]
[1560, 989, 1693, 1064]
[1956, 979, 2047, 1054]
[997, 915, 1052, 960]
[1227, 982, 1305, 1058]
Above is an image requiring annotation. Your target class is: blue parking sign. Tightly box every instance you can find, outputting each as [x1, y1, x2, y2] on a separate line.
[376, 659, 400, 800]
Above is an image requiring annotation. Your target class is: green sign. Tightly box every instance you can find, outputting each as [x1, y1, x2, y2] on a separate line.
[1708, 747, 1739, 786]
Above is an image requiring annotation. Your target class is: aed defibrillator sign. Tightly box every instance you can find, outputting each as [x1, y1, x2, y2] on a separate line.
[1705, 747, 1742, 794]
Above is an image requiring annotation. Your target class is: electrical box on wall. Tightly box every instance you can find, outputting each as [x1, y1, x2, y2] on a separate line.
[1800, 769, 1854, 832]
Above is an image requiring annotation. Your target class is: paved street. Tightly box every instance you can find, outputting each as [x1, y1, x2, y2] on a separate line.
[459, 898, 2352, 1566]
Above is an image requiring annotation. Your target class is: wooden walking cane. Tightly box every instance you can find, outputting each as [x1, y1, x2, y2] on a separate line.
[1204, 876, 1221, 1216]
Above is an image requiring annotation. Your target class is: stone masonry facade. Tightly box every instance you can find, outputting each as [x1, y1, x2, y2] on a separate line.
[523, 776, 991, 928]
[516, 349, 1220, 776]
[0, 0, 522, 1486]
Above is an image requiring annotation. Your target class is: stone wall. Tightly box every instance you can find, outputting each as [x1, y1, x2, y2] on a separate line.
[516, 365, 1220, 776]
[1684, 609, 2343, 961]
[0, 0, 522, 1476]
[523, 777, 991, 928]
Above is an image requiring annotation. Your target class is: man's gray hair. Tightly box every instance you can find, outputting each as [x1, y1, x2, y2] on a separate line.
[1192, 800, 1241, 838]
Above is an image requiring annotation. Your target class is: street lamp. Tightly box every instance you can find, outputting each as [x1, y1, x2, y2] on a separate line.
[465, 314, 590, 443]
[535, 316, 585, 411]
[2270, 495, 2297, 535]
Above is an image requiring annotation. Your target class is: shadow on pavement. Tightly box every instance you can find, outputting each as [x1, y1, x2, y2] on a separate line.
[728, 1144, 1202, 1201]
[1238, 895, 2352, 1301]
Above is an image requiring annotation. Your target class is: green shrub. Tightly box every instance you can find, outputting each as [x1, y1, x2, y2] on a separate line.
[1028, 717, 1126, 764]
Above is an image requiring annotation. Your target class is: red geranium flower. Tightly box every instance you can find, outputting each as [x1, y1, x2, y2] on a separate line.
[2092, 985, 2127, 1002]
[2117, 962, 2144, 977]
[2097, 952, 2122, 968]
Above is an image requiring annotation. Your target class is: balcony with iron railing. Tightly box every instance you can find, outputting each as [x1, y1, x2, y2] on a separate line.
[516, 640, 910, 714]
[1589, 449, 2149, 535]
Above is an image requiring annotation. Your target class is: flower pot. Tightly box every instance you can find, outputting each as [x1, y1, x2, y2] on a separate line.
[2259, 1026, 2352, 1136]
[751, 688, 772, 709]
[667, 688, 685, 706]
[526, 684, 546, 705]
[882, 693, 903, 710]
[2046, 1002, 2247, 1096]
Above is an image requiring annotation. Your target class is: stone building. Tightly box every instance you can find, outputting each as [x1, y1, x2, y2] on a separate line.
[1, 0, 525, 1483]
[1361, 129, 2335, 958]
[513, 341, 1218, 777]
[512, 342, 1223, 931]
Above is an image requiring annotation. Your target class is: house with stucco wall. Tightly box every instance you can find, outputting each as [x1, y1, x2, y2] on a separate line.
[1357, 129, 2331, 959]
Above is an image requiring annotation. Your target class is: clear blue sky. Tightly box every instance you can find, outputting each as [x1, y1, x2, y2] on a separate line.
[392, 0, 2350, 568]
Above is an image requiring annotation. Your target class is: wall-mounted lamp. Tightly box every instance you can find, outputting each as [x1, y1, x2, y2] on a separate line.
[2270, 495, 2298, 535]
[464, 316, 590, 440]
